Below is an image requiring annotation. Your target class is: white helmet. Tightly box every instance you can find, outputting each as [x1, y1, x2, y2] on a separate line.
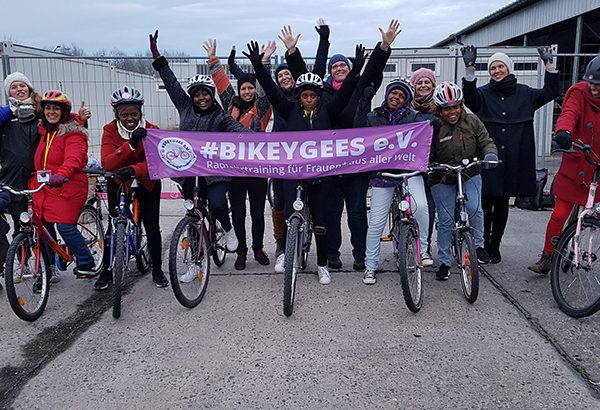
[111, 86, 144, 107]
[433, 81, 464, 107]
[295, 72, 323, 94]
[187, 74, 215, 97]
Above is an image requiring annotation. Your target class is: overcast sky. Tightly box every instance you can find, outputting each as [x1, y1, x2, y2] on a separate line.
[3, 0, 513, 56]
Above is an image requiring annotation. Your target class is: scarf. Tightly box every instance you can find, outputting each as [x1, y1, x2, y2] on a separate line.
[232, 96, 255, 120]
[117, 118, 146, 140]
[8, 97, 36, 122]
[489, 74, 517, 96]
[412, 92, 434, 113]
[380, 100, 408, 124]
[326, 76, 343, 91]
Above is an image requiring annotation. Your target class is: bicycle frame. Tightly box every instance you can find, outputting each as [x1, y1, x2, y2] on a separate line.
[183, 185, 218, 253]
[109, 182, 143, 268]
[287, 183, 311, 269]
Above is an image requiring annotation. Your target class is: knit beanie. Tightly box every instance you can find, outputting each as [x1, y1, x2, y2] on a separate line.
[409, 68, 436, 88]
[328, 54, 351, 74]
[4, 72, 34, 96]
[488, 52, 514, 74]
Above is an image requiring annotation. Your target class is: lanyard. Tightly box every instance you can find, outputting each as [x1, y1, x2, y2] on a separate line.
[43, 131, 58, 169]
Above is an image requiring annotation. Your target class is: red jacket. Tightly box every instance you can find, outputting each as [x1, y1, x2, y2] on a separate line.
[101, 120, 159, 192]
[554, 82, 600, 204]
[30, 121, 89, 224]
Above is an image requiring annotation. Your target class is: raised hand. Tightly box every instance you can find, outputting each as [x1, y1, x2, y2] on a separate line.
[278, 25, 301, 52]
[350, 44, 368, 75]
[149, 30, 160, 59]
[242, 41, 264, 67]
[537, 47, 554, 65]
[228, 46, 236, 66]
[261, 41, 277, 60]
[460, 45, 477, 68]
[78, 101, 91, 122]
[379, 19, 401, 50]
[203, 39, 217, 59]
[362, 82, 376, 100]
[314, 18, 330, 40]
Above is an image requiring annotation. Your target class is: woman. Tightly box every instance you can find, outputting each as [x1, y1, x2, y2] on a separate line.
[244, 40, 365, 284]
[355, 79, 431, 285]
[29, 91, 95, 291]
[429, 82, 498, 280]
[93, 86, 168, 290]
[150, 30, 249, 256]
[529, 56, 600, 274]
[410, 67, 436, 116]
[461, 46, 559, 263]
[204, 39, 273, 270]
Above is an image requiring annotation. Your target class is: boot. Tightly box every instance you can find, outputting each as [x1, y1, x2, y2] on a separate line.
[272, 209, 286, 242]
[489, 241, 501, 264]
[234, 251, 247, 270]
[528, 252, 552, 274]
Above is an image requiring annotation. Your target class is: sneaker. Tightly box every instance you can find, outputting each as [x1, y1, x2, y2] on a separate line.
[32, 276, 43, 293]
[152, 270, 169, 288]
[224, 228, 238, 252]
[74, 264, 96, 279]
[528, 252, 552, 275]
[317, 266, 331, 285]
[179, 264, 200, 283]
[49, 266, 61, 283]
[254, 249, 270, 266]
[476, 247, 491, 264]
[353, 261, 366, 271]
[363, 269, 377, 285]
[234, 252, 247, 270]
[421, 251, 434, 267]
[436, 264, 450, 281]
[327, 256, 342, 270]
[274, 253, 285, 273]
[489, 248, 501, 264]
[93, 271, 112, 291]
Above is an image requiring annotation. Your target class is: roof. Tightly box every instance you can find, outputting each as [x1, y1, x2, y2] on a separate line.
[432, 0, 541, 47]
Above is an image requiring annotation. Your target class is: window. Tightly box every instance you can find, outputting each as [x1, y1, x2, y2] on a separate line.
[514, 62, 538, 71]
[475, 62, 488, 71]
[383, 63, 397, 73]
[411, 63, 435, 72]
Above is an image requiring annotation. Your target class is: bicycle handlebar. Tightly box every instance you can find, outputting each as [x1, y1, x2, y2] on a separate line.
[429, 158, 501, 173]
[570, 141, 600, 168]
[0, 183, 47, 196]
[378, 170, 424, 180]
[83, 168, 115, 178]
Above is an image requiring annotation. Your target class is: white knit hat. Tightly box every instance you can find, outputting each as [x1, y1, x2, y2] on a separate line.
[488, 52, 513, 74]
[4, 72, 34, 96]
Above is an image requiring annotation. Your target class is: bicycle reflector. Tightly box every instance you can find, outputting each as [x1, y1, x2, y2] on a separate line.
[20, 210, 31, 224]
[398, 200, 410, 212]
[293, 199, 304, 211]
[183, 199, 194, 211]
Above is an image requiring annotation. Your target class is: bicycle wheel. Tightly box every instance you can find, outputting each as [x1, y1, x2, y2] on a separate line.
[77, 204, 104, 276]
[211, 218, 226, 267]
[135, 220, 151, 274]
[283, 218, 300, 317]
[169, 216, 210, 308]
[112, 223, 127, 319]
[458, 231, 479, 304]
[4, 232, 50, 321]
[551, 219, 600, 317]
[396, 223, 423, 312]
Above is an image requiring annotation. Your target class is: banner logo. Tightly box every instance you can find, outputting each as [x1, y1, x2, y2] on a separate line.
[158, 137, 197, 171]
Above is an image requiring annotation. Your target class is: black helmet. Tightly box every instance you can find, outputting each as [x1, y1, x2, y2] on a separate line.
[583, 56, 600, 84]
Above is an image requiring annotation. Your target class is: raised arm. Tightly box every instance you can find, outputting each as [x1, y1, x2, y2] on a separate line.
[358, 20, 400, 92]
[204, 39, 235, 110]
[280, 25, 307, 79]
[313, 18, 330, 79]
[353, 84, 376, 128]
[460, 45, 483, 114]
[531, 48, 559, 109]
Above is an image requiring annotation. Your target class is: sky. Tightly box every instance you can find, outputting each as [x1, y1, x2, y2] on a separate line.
[2, 0, 514, 56]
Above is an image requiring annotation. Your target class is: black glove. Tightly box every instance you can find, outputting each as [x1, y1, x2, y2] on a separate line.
[129, 127, 147, 149]
[460, 45, 477, 68]
[116, 167, 135, 182]
[555, 130, 572, 150]
[537, 47, 553, 65]
[314, 24, 329, 41]
[362, 83, 376, 100]
[228, 47, 236, 67]
[349, 44, 367, 75]
[242, 41, 264, 67]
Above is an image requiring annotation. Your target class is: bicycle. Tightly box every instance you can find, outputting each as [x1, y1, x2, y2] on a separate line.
[282, 181, 313, 317]
[379, 170, 427, 313]
[550, 142, 600, 317]
[2, 182, 104, 321]
[168, 184, 228, 308]
[430, 158, 499, 304]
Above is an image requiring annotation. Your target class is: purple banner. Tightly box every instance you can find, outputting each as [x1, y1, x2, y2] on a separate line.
[143, 121, 433, 180]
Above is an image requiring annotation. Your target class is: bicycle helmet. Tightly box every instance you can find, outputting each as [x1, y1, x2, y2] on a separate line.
[433, 81, 463, 108]
[187, 74, 215, 98]
[295, 72, 323, 95]
[41, 90, 72, 110]
[385, 78, 414, 105]
[111, 86, 144, 107]
[583, 56, 600, 84]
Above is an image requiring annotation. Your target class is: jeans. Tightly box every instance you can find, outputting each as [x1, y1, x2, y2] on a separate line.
[46, 223, 95, 268]
[365, 176, 429, 271]
[431, 175, 484, 267]
[229, 177, 267, 253]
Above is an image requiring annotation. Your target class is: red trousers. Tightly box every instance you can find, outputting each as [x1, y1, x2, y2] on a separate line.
[543, 197, 576, 253]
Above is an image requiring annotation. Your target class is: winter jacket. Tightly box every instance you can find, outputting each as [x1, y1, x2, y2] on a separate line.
[429, 111, 497, 185]
[553, 81, 600, 204]
[0, 106, 10, 124]
[462, 70, 559, 196]
[29, 121, 89, 224]
[101, 120, 159, 192]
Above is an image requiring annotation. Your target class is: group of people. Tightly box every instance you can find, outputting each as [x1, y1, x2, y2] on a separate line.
[1, 18, 598, 293]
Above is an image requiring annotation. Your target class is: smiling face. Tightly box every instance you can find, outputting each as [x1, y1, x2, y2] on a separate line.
[300, 89, 319, 111]
[43, 103, 63, 124]
[414, 77, 434, 97]
[489, 61, 509, 82]
[239, 82, 256, 102]
[192, 88, 214, 111]
[331, 61, 350, 83]
[277, 69, 294, 93]
[590, 83, 600, 99]
[8, 81, 31, 101]
[118, 105, 142, 131]
[440, 104, 462, 125]
[386, 89, 407, 111]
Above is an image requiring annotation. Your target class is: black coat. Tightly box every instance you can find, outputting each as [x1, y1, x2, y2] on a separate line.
[462, 70, 559, 197]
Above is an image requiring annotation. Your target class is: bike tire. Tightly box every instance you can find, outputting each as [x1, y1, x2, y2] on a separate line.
[135, 218, 151, 274]
[458, 231, 479, 304]
[212, 218, 227, 267]
[112, 223, 127, 319]
[397, 223, 423, 313]
[283, 218, 300, 317]
[77, 204, 105, 276]
[551, 219, 600, 318]
[169, 216, 210, 308]
[4, 232, 50, 322]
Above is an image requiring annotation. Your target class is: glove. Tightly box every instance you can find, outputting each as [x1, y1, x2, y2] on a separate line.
[483, 153, 499, 169]
[116, 167, 135, 182]
[537, 47, 553, 65]
[555, 130, 572, 150]
[460, 45, 477, 68]
[314, 23, 330, 41]
[129, 127, 147, 149]
[228, 47, 236, 67]
[362, 83, 376, 100]
[349, 44, 367, 75]
[48, 175, 65, 188]
[149, 30, 160, 59]
[242, 41, 264, 68]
